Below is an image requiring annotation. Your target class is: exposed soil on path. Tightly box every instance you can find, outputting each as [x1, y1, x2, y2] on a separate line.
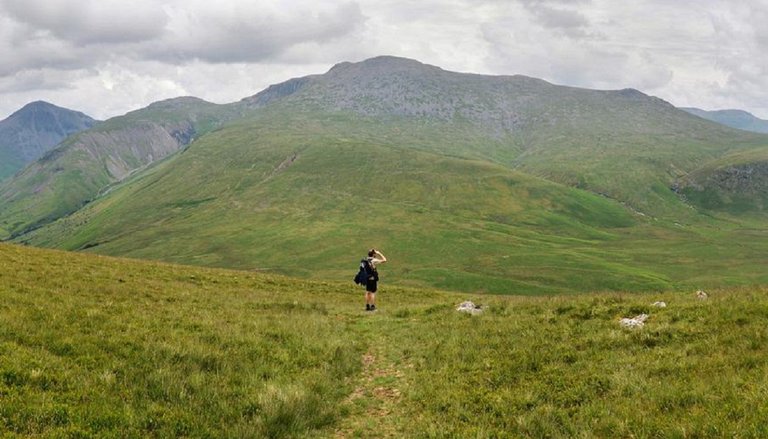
[333, 348, 406, 438]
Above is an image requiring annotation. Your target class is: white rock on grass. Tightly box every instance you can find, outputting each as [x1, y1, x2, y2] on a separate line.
[696, 290, 708, 300]
[457, 301, 484, 315]
[619, 313, 649, 328]
[652, 301, 667, 308]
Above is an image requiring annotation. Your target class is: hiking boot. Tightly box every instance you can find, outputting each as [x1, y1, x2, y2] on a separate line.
[365, 304, 371, 311]
[370, 304, 376, 312]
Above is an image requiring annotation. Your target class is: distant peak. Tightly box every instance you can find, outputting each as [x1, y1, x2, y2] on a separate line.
[682, 107, 759, 119]
[146, 96, 213, 109]
[327, 55, 440, 74]
[24, 100, 54, 108]
[7, 100, 94, 122]
[713, 109, 754, 117]
[360, 55, 428, 66]
[616, 88, 647, 99]
[328, 61, 353, 72]
[15, 100, 63, 114]
[680, 107, 768, 133]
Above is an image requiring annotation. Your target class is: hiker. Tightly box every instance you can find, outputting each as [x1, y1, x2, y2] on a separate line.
[364, 248, 387, 311]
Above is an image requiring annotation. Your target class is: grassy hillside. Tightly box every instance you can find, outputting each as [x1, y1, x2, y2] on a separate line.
[2, 242, 768, 437]
[250, 57, 768, 217]
[0, 98, 238, 239]
[677, 148, 768, 214]
[19, 108, 768, 294]
[7, 56, 768, 294]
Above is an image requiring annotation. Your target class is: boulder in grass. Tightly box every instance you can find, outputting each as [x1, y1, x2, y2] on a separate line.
[696, 290, 708, 300]
[652, 301, 667, 308]
[619, 313, 649, 328]
[457, 301, 484, 315]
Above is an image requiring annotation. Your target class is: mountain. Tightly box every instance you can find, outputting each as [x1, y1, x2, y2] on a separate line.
[0, 101, 97, 181]
[682, 107, 768, 134]
[0, 97, 240, 239]
[8, 56, 768, 293]
[241, 57, 768, 216]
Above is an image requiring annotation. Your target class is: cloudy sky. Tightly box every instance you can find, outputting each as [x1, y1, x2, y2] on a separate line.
[1, 0, 766, 120]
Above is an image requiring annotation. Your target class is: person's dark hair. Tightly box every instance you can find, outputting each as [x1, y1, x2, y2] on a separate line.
[368, 249, 376, 257]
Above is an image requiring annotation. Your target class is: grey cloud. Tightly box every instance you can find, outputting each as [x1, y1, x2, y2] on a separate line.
[0, 0, 168, 45]
[0, 0, 369, 117]
[0, 0, 366, 76]
[518, 0, 593, 38]
[746, 2, 768, 49]
[146, 1, 366, 64]
[519, 0, 591, 4]
[706, 1, 768, 113]
[480, 8, 673, 93]
[534, 6, 588, 29]
[0, 69, 77, 93]
[0, 15, 88, 76]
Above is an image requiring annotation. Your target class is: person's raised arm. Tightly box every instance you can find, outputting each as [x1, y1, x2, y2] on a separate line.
[374, 250, 387, 263]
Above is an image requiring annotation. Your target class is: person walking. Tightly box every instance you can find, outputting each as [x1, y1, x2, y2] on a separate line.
[364, 248, 386, 311]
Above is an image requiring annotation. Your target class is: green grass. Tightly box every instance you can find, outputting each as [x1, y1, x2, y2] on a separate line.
[2, 243, 768, 437]
[0, 243, 367, 437]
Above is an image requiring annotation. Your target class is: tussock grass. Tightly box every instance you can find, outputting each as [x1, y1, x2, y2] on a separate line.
[0, 243, 366, 437]
[2, 243, 768, 437]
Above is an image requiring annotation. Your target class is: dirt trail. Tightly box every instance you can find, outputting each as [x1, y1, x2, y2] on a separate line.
[333, 348, 406, 438]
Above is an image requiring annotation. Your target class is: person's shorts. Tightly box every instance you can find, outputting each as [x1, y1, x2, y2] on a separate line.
[366, 279, 378, 293]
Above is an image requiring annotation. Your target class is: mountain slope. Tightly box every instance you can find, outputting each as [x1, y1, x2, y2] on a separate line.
[21, 108, 768, 294]
[20, 109, 651, 294]
[241, 57, 768, 216]
[11, 56, 768, 293]
[675, 148, 768, 213]
[7, 57, 767, 239]
[0, 97, 238, 238]
[0, 101, 97, 181]
[682, 107, 768, 134]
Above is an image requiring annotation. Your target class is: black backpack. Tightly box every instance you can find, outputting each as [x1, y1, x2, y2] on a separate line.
[353, 258, 378, 286]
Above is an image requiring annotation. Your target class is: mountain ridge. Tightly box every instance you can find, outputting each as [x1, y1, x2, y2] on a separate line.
[681, 107, 768, 134]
